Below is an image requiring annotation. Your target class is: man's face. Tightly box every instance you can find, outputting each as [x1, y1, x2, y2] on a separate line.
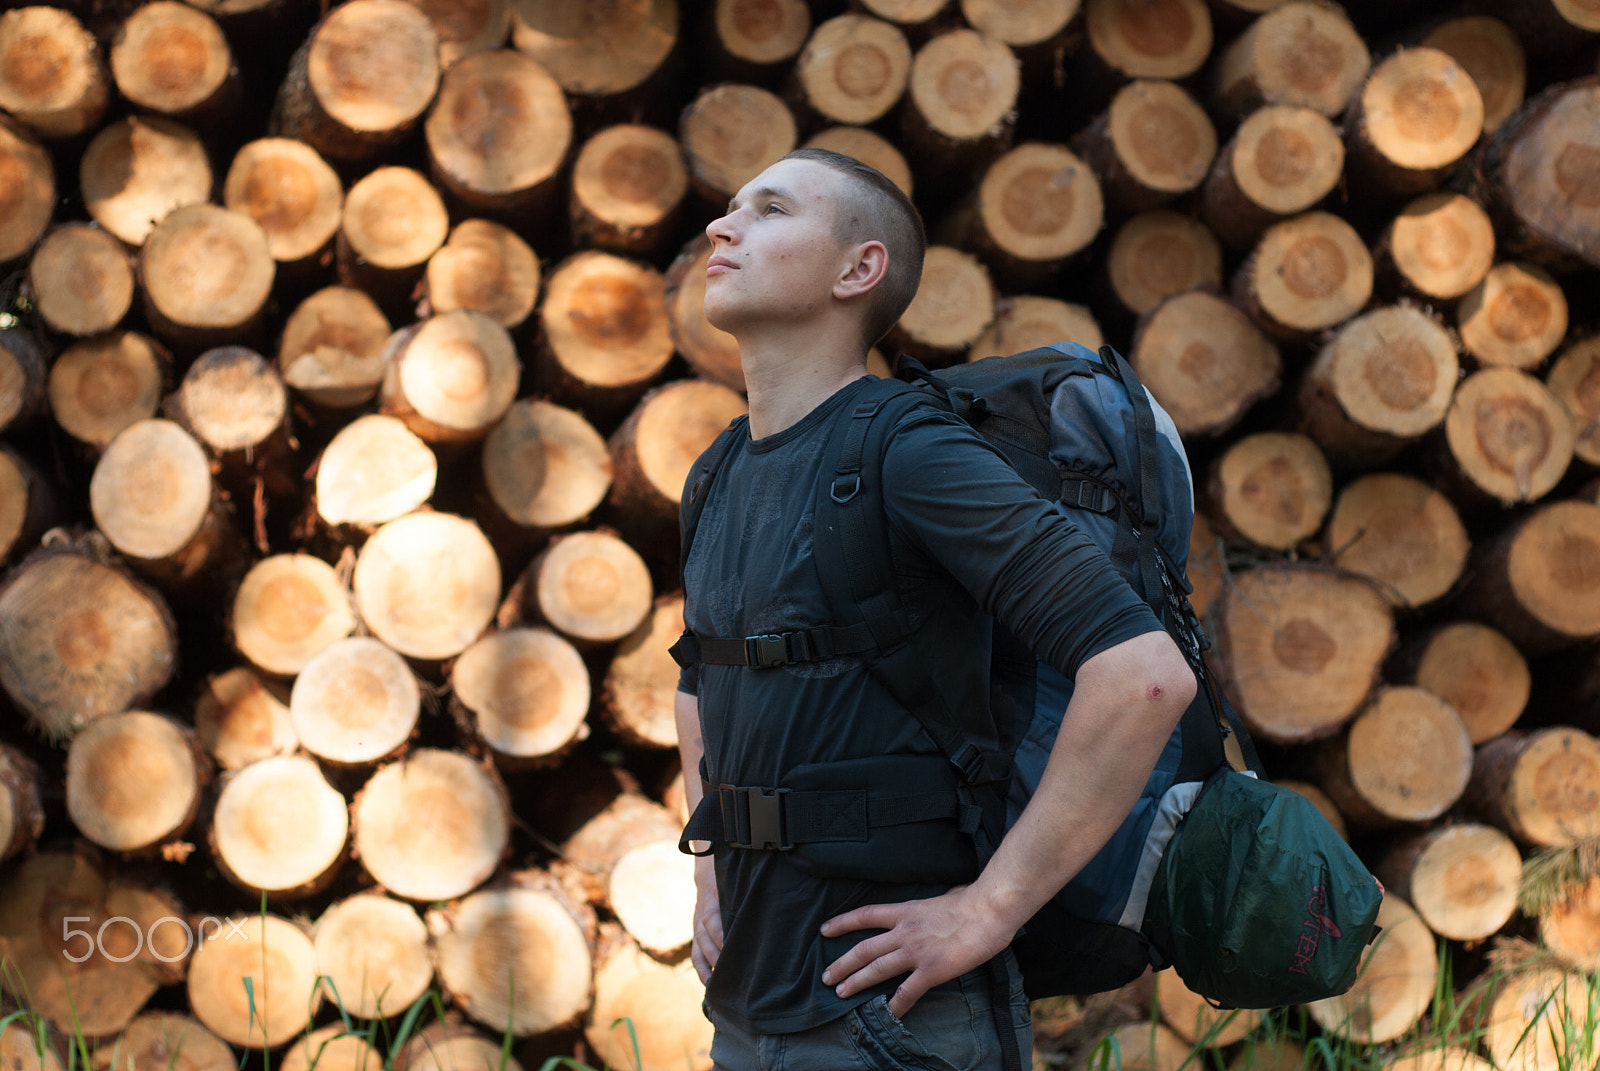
[701, 159, 856, 337]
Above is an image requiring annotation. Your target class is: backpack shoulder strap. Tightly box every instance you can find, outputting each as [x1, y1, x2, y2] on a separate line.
[669, 415, 748, 670]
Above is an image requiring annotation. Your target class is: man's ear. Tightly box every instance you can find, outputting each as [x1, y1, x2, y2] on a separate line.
[835, 240, 889, 301]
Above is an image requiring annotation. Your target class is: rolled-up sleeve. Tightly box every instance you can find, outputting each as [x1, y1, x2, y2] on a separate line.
[881, 411, 1163, 678]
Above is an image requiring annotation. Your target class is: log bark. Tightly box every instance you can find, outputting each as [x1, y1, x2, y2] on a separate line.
[427, 872, 596, 1036]
[1073, 79, 1216, 216]
[1375, 192, 1496, 302]
[378, 310, 520, 444]
[64, 709, 205, 855]
[706, 0, 812, 82]
[351, 748, 511, 901]
[803, 126, 914, 197]
[1211, 564, 1394, 744]
[1484, 0, 1600, 54]
[570, 124, 688, 257]
[1232, 211, 1373, 343]
[664, 235, 745, 392]
[970, 295, 1104, 359]
[108, 3, 241, 128]
[1207, 431, 1332, 550]
[424, 49, 572, 222]
[791, 14, 913, 126]
[270, 0, 440, 163]
[1458, 498, 1600, 653]
[585, 930, 712, 1069]
[192, 665, 297, 770]
[310, 893, 433, 1022]
[1457, 262, 1568, 372]
[1156, 968, 1261, 1046]
[1398, 622, 1528, 745]
[424, 219, 540, 329]
[0, 120, 54, 266]
[1436, 367, 1575, 507]
[1105, 211, 1222, 319]
[609, 380, 748, 529]
[27, 224, 134, 336]
[1209, 1, 1368, 122]
[901, 29, 1020, 194]
[186, 914, 320, 1047]
[139, 205, 276, 355]
[1376, 823, 1521, 943]
[1306, 895, 1436, 1044]
[0, 742, 44, 863]
[1420, 16, 1524, 135]
[1311, 685, 1473, 828]
[1467, 727, 1600, 847]
[966, 141, 1104, 287]
[1199, 105, 1343, 251]
[0, 327, 47, 439]
[397, 0, 511, 68]
[0, 7, 109, 139]
[536, 251, 676, 421]
[46, 332, 170, 452]
[289, 636, 419, 766]
[0, 446, 54, 567]
[337, 166, 449, 319]
[883, 245, 997, 366]
[449, 626, 592, 768]
[1187, 511, 1223, 621]
[1325, 472, 1468, 610]
[1344, 48, 1484, 200]
[602, 596, 686, 750]
[479, 399, 612, 534]
[1130, 289, 1281, 438]
[222, 137, 343, 270]
[80, 117, 211, 247]
[1295, 306, 1458, 471]
[229, 552, 356, 678]
[0, 542, 178, 741]
[88, 418, 242, 593]
[1479, 78, 1600, 272]
[352, 511, 501, 661]
[679, 83, 797, 206]
[1539, 877, 1600, 974]
[208, 753, 348, 898]
[507, 530, 654, 648]
[1547, 336, 1600, 468]
[277, 285, 392, 410]
[1084, 0, 1211, 82]
[102, 1015, 233, 1071]
[314, 414, 437, 531]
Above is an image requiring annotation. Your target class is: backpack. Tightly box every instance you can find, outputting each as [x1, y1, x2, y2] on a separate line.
[673, 342, 1379, 1008]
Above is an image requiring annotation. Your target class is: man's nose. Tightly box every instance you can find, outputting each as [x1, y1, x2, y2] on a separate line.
[706, 210, 737, 245]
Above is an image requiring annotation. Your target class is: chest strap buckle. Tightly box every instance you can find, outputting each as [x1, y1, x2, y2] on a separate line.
[745, 634, 791, 668]
[721, 785, 791, 850]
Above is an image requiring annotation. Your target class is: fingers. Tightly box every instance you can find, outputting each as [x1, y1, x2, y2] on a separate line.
[822, 931, 895, 987]
[691, 938, 712, 984]
[886, 971, 936, 1019]
[703, 904, 724, 950]
[820, 902, 898, 938]
[833, 947, 917, 1000]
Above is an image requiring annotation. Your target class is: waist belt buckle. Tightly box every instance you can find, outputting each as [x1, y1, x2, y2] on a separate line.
[728, 786, 791, 850]
[745, 634, 789, 668]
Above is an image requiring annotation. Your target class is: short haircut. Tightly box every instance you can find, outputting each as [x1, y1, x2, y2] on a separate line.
[779, 147, 925, 348]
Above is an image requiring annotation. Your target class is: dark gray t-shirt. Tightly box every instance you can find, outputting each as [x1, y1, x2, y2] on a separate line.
[679, 377, 1161, 1033]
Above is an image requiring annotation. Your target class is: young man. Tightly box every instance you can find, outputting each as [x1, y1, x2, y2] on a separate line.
[675, 148, 1196, 1069]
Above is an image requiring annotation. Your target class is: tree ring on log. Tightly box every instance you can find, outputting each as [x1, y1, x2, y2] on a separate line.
[353, 511, 501, 660]
[0, 123, 53, 262]
[977, 142, 1103, 265]
[110, 3, 232, 116]
[1457, 261, 1568, 371]
[231, 553, 356, 677]
[211, 753, 348, 892]
[452, 627, 590, 761]
[1444, 367, 1574, 504]
[1132, 290, 1279, 437]
[1086, 0, 1211, 80]
[1232, 105, 1342, 216]
[66, 710, 199, 852]
[81, 117, 211, 246]
[309, 0, 439, 135]
[795, 14, 912, 126]
[224, 138, 343, 264]
[908, 28, 1020, 141]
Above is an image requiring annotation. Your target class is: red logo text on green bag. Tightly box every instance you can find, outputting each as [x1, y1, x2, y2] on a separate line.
[1288, 885, 1342, 975]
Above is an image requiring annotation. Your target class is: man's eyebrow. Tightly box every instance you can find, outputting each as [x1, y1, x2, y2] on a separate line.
[727, 186, 793, 214]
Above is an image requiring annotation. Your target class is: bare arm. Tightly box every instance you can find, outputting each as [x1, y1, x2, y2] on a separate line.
[676, 689, 722, 983]
[820, 629, 1196, 1015]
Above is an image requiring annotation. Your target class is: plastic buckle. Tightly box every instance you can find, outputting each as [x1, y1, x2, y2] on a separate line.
[831, 474, 862, 503]
[744, 634, 789, 668]
[1074, 482, 1103, 511]
[729, 787, 790, 850]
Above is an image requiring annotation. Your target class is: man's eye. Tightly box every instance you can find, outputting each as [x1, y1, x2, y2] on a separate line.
[764, 204, 781, 215]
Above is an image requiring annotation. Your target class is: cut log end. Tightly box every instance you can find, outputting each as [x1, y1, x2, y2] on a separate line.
[679, 83, 797, 203]
[1215, 1, 1369, 118]
[1351, 48, 1483, 187]
[803, 126, 913, 197]
[665, 235, 743, 391]
[715, 0, 810, 67]
[1540, 877, 1600, 975]
[28, 224, 134, 337]
[1385, 192, 1496, 301]
[1103, 79, 1217, 202]
[1485, 968, 1590, 1071]
[66, 710, 200, 854]
[976, 142, 1103, 270]
[427, 219, 540, 328]
[512, 0, 677, 99]
[795, 14, 912, 127]
[140, 204, 275, 340]
[603, 598, 685, 749]
[1500, 500, 1600, 646]
[353, 748, 510, 902]
[305, 0, 440, 141]
[1496, 80, 1600, 271]
[1382, 823, 1521, 943]
[0, 7, 109, 139]
[1230, 105, 1343, 217]
[0, 121, 53, 264]
[210, 754, 347, 896]
[970, 296, 1103, 360]
[585, 932, 711, 1070]
[571, 124, 686, 254]
[1443, 367, 1575, 505]
[342, 166, 449, 271]
[187, 915, 320, 1048]
[1240, 211, 1373, 339]
[425, 49, 571, 208]
[352, 511, 501, 660]
[109, 3, 232, 118]
[1458, 262, 1568, 371]
[174, 347, 286, 456]
[962, 0, 1078, 48]
[1546, 337, 1600, 467]
[1107, 211, 1222, 316]
[223, 137, 343, 265]
[381, 309, 520, 443]
[541, 251, 675, 400]
[312, 894, 433, 1022]
[529, 530, 653, 646]
[888, 245, 996, 365]
[1336, 686, 1474, 826]
[1156, 968, 1261, 1046]
[102, 1015, 233, 1071]
[482, 399, 611, 531]
[907, 28, 1020, 143]
[1472, 728, 1600, 848]
[278, 286, 391, 410]
[1326, 472, 1468, 609]
[290, 636, 419, 766]
[231, 553, 356, 678]
[1407, 622, 1528, 745]
[451, 627, 591, 764]
[81, 117, 211, 247]
[1086, 0, 1211, 80]
[89, 418, 213, 564]
[609, 840, 696, 958]
[279, 1026, 380, 1071]
[316, 414, 437, 529]
[397, 0, 512, 69]
[193, 666, 298, 770]
[1211, 431, 1332, 550]
[1422, 16, 1525, 134]
[611, 380, 748, 523]
[1132, 290, 1281, 438]
[1307, 895, 1436, 1044]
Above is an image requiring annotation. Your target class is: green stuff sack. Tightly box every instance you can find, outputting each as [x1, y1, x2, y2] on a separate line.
[1142, 769, 1384, 1010]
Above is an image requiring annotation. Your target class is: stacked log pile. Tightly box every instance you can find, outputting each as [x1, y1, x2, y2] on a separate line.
[0, 1, 1597, 1069]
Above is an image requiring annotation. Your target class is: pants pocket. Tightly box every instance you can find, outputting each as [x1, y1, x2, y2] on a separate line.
[851, 994, 976, 1071]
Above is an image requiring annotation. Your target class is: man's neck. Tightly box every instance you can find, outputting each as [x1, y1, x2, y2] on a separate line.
[738, 326, 870, 440]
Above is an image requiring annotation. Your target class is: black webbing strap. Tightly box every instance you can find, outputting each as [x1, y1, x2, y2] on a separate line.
[1099, 345, 1167, 620]
[668, 621, 880, 670]
[989, 955, 1024, 1071]
[678, 416, 750, 594]
[830, 397, 916, 657]
[678, 780, 963, 854]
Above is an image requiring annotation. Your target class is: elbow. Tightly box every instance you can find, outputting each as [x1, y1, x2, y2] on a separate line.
[1123, 633, 1196, 725]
